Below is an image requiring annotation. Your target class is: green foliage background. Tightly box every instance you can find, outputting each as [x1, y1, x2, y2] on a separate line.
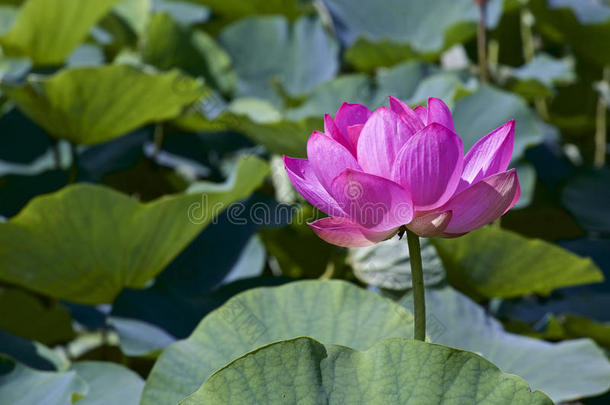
[0, 0, 609, 404]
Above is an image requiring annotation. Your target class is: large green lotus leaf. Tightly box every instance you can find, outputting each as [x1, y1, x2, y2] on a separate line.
[0, 288, 74, 345]
[562, 168, 610, 234]
[432, 227, 603, 300]
[324, 0, 501, 52]
[400, 287, 610, 403]
[348, 237, 446, 291]
[0, 0, 120, 65]
[0, 155, 268, 304]
[218, 15, 339, 104]
[0, 356, 88, 405]
[453, 85, 543, 160]
[510, 53, 576, 88]
[180, 336, 552, 405]
[4, 64, 207, 145]
[140, 280, 415, 405]
[71, 361, 143, 405]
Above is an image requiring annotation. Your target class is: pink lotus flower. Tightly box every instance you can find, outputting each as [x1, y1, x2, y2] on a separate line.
[283, 97, 520, 247]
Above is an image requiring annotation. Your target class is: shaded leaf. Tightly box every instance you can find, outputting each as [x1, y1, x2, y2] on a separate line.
[323, 0, 501, 51]
[0, 329, 67, 371]
[71, 361, 144, 405]
[453, 85, 544, 159]
[0, 357, 87, 405]
[218, 15, 339, 104]
[348, 237, 445, 291]
[0, 169, 68, 217]
[562, 168, 610, 234]
[0, 288, 74, 345]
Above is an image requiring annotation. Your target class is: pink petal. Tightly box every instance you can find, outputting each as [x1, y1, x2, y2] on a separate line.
[283, 156, 344, 217]
[309, 217, 398, 248]
[334, 102, 371, 139]
[388, 96, 425, 134]
[307, 131, 360, 191]
[414, 105, 428, 123]
[324, 114, 353, 153]
[407, 210, 452, 237]
[347, 124, 364, 153]
[356, 107, 412, 178]
[459, 120, 515, 191]
[391, 123, 464, 210]
[427, 97, 455, 132]
[330, 169, 413, 231]
[440, 169, 521, 235]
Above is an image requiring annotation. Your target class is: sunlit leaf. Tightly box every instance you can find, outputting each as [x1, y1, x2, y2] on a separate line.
[140, 280, 415, 405]
[181, 336, 552, 405]
[0, 0, 121, 65]
[0, 155, 268, 304]
[4, 64, 207, 145]
[432, 226, 603, 300]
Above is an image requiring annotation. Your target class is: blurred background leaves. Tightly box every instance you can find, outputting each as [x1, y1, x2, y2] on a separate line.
[0, 0, 608, 403]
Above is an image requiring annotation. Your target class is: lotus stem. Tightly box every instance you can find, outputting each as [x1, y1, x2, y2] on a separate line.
[407, 229, 426, 341]
[594, 66, 609, 167]
[476, 0, 488, 83]
[520, 8, 550, 120]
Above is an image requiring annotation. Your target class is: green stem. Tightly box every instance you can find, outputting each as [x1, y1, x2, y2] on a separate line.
[520, 7, 550, 121]
[477, 0, 488, 83]
[594, 66, 609, 168]
[406, 229, 426, 341]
